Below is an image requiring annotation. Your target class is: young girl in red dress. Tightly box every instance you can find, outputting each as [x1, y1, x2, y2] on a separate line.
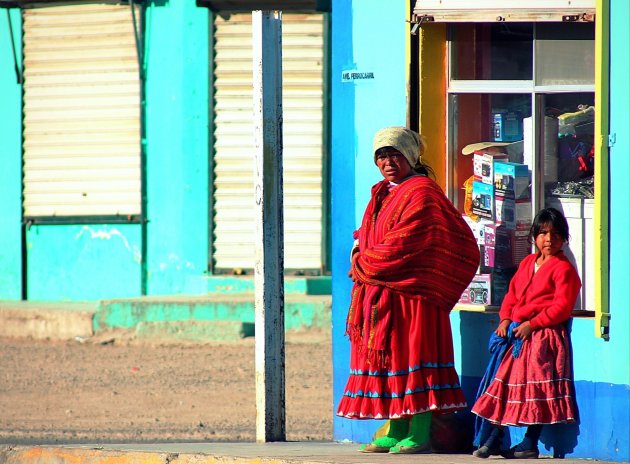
[471, 207, 582, 459]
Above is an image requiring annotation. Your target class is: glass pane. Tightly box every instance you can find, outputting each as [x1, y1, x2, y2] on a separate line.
[535, 23, 595, 86]
[541, 93, 595, 199]
[450, 23, 533, 80]
[450, 93, 533, 307]
[450, 93, 531, 211]
[542, 93, 595, 311]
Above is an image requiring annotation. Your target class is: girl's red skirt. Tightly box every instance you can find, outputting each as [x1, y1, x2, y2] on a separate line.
[472, 324, 577, 425]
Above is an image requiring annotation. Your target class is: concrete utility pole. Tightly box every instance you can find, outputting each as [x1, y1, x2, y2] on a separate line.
[252, 10, 286, 443]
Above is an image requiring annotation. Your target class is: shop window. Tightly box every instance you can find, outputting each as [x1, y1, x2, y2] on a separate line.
[450, 23, 533, 80]
[448, 22, 596, 314]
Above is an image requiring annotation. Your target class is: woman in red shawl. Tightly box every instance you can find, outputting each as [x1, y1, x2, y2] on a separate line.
[336, 126, 480, 454]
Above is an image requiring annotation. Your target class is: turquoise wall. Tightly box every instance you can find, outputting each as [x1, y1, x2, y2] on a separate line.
[0, 9, 23, 300]
[0, 0, 319, 302]
[1, 1, 211, 301]
[330, 0, 408, 443]
[330, 1, 630, 461]
[608, 0, 630, 379]
[144, 1, 210, 296]
[26, 225, 142, 300]
[603, 0, 630, 458]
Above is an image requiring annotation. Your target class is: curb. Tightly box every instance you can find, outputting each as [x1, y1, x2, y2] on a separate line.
[0, 303, 95, 340]
[0, 447, 280, 464]
[0, 294, 331, 343]
[1, 443, 618, 464]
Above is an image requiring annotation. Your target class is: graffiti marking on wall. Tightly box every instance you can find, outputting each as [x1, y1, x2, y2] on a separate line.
[75, 226, 142, 264]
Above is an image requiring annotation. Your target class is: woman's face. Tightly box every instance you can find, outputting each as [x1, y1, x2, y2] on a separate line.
[534, 222, 564, 258]
[375, 148, 413, 184]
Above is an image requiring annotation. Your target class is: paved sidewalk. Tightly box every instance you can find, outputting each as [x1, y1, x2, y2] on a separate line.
[0, 442, 621, 464]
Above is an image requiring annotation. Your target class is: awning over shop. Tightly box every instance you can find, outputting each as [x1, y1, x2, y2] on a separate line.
[0, 0, 107, 6]
[196, 0, 330, 13]
[413, 0, 595, 22]
[0, 0, 331, 10]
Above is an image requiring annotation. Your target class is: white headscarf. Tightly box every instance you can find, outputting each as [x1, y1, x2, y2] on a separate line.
[373, 126, 426, 170]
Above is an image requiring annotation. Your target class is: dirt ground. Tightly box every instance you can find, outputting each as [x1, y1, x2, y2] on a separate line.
[0, 330, 333, 444]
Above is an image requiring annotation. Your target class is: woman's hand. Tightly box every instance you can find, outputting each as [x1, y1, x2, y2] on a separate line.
[512, 321, 533, 340]
[348, 239, 360, 281]
[348, 252, 360, 282]
[495, 319, 511, 337]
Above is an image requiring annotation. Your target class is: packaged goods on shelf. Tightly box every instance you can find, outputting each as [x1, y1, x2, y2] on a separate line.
[473, 152, 508, 185]
[494, 161, 530, 200]
[458, 268, 515, 306]
[484, 224, 530, 269]
[493, 111, 523, 142]
[472, 181, 494, 219]
[495, 198, 532, 230]
[463, 215, 494, 246]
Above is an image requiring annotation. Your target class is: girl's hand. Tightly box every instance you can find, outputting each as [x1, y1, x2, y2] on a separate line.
[495, 319, 511, 337]
[513, 321, 533, 340]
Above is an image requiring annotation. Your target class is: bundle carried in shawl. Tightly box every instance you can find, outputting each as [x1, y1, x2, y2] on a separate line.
[346, 175, 480, 367]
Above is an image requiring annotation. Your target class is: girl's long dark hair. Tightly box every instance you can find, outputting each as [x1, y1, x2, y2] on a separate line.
[528, 207, 570, 244]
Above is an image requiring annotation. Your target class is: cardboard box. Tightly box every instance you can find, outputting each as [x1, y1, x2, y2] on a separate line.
[459, 274, 492, 305]
[463, 215, 493, 246]
[471, 181, 494, 220]
[484, 224, 530, 269]
[477, 244, 485, 274]
[495, 198, 532, 230]
[483, 225, 496, 268]
[458, 269, 515, 306]
[493, 111, 523, 142]
[494, 161, 530, 200]
[490, 268, 516, 305]
[473, 152, 508, 185]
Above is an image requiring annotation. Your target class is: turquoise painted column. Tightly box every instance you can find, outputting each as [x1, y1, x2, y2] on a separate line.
[601, 0, 630, 459]
[331, 0, 409, 443]
[0, 9, 23, 300]
[144, 0, 210, 295]
[567, 1, 630, 460]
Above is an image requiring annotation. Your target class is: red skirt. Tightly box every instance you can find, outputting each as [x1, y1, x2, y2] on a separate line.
[336, 295, 467, 420]
[472, 324, 577, 426]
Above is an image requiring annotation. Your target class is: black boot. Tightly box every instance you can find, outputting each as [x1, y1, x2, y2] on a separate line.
[472, 427, 503, 459]
[501, 425, 542, 459]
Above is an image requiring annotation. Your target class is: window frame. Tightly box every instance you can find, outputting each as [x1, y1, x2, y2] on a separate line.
[444, 21, 608, 339]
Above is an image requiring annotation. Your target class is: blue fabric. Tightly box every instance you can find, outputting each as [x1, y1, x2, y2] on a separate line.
[472, 321, 521, 447]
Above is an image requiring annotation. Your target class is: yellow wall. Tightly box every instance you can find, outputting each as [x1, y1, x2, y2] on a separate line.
[417, 23, 447, 189]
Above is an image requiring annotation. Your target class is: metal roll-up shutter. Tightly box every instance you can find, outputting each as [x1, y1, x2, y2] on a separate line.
[213, 13, 325, 272]
[413, 0, 595, 22]
[22, 2, 141, 218]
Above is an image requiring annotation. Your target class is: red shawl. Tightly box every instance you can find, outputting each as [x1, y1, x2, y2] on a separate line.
[347, 176, 480, 366]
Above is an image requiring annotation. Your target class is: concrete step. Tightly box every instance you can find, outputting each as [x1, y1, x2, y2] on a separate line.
[0, 293, 331, 342]
[202, 275, 331, 295]
[0, 301, 95, 340]
[95, 293, 331, 333]
[134, 319, 254, 343]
